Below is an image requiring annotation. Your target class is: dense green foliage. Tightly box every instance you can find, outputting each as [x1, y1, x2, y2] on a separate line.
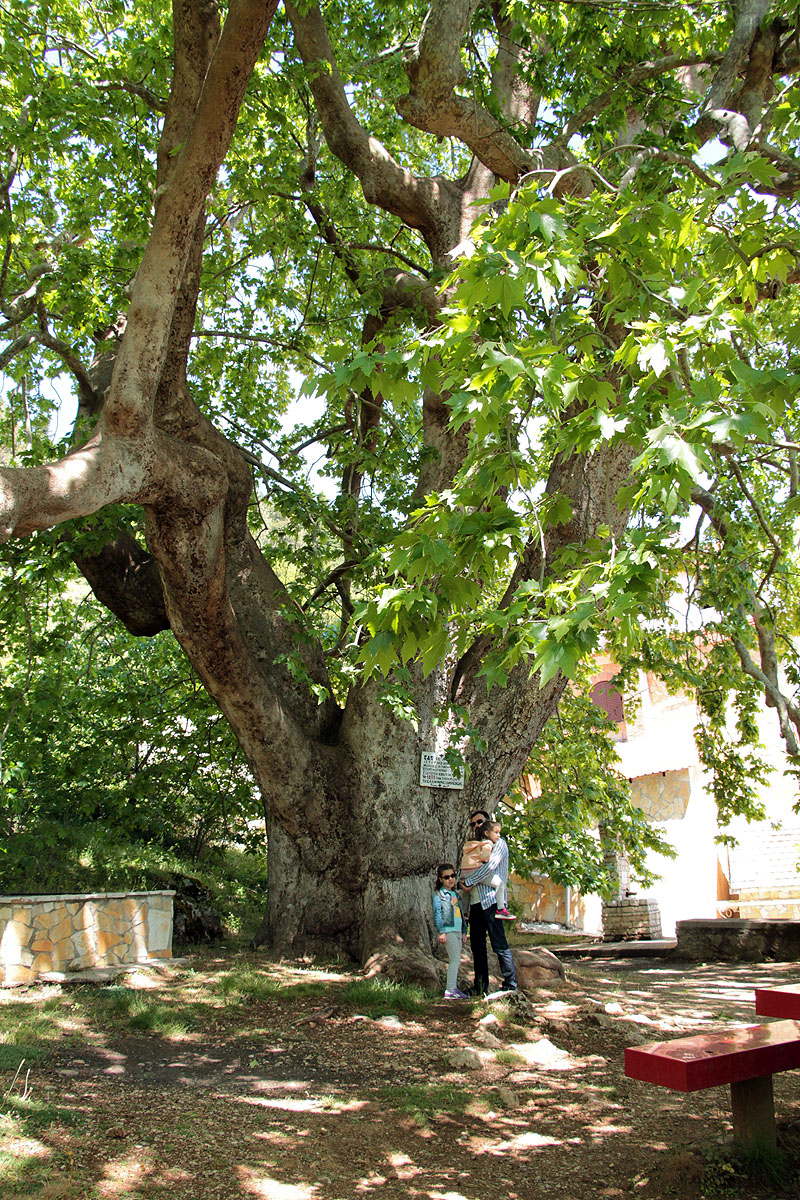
[350, 170, 800, 764]
[1, 1, 799, 911]
[0, 542, 266, 929]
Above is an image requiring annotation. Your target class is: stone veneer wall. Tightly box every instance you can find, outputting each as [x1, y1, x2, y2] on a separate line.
[0, 891, 174, 986]
[726, 822, 800, 919]
[630, 768, 691, 821]
[602, 897, 662, 941]
[509, 872, 568, 924]
[675, 918, 800, 962]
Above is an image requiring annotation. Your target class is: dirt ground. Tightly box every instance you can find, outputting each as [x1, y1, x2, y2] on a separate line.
[2, 950, 800, 1200]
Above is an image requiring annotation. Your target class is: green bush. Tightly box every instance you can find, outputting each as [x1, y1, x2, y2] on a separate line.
[0, 826, 268, 940]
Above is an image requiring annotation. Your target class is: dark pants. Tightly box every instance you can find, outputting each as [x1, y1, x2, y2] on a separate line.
[469, 901, 517, 993]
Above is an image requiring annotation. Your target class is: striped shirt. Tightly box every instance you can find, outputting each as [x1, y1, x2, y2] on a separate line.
[462, 836, 509, 911]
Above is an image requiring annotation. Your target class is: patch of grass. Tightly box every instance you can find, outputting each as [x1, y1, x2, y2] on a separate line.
[213, 968, 329, 1006]
[0, 1003, 65, 1068]
[483, 1000, 516, 1024]
[215, 968, 280, 1005]
[127, 1002, 191, 1035]
[314, 1093, 353, 1111]
[0, 1043, 50, 1070]
[735, 1142, 795, 1192]
[1, 1094, 83, 1131]
[340, 978, 429, 1016]
[0, 1146, 45, 1195]
[281, 980, 328, 999]
[493, 1048, 527, 1066]
[103, 987, 194, 1035]
[379, 1083, 468, 1126]
[0, 1087, 84, 1200]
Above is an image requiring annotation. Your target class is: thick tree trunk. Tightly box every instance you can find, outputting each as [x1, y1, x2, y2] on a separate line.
[242, 657, 567, 972]
[249, 679, 465, 964]
[252, 763, 469, 979]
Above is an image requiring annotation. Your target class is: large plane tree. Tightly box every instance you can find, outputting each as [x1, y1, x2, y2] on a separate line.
[1, 0, 798, 970]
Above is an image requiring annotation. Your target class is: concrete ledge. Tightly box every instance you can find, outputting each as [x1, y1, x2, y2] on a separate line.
[36, 958, 191, 986]
[676, 918, 800, 963]
[0, 891, 175, 904]
[552, 938, 676, 959]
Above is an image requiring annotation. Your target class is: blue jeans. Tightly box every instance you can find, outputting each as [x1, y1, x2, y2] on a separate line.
[469, 902, 517, 992]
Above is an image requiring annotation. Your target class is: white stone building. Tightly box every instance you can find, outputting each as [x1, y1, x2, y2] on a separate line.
[511, 659, 800, 940]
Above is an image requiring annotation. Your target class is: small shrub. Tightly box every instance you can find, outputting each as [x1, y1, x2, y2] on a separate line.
[698, 1140, 795, 1197]
[736, 1141, 794, 1191]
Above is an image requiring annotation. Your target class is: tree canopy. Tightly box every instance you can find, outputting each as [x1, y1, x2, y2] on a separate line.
[1, 0, 798, 963]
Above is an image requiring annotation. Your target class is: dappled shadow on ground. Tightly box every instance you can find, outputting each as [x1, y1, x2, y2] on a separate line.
[1, 955, 799, 1200]
[570, 958, 800, 1026]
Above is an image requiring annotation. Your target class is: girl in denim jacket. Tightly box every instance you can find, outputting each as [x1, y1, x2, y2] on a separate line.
[432, 864, 468, 999]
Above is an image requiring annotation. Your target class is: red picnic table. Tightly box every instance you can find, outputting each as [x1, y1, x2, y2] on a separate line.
[625, 1015, 800, 1148]
[755, 983, 800, 1020]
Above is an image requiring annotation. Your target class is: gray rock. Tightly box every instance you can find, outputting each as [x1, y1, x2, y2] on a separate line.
[374, 1014, 403, 1029]
[478, 1013, 501, 1029]
[474, 1028, 503, 1048]
[494, 1086, 519, 1109]
[446, 1048, 484, 1071]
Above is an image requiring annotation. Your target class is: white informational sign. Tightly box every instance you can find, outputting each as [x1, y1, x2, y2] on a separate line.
[420, 751, 465, 790]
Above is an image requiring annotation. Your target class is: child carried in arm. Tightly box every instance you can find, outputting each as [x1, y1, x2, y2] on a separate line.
[460, 820, 516, 919]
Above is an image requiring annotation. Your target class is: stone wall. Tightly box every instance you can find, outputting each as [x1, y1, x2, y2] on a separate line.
[602, 897, 662, 941]
[676, 917, 800, 962]
[0, 891, 174, 986]
[508, 872, 601, 932]
[719, 888, 800, 921]
[631, 768, 691, 822]
[724, 822, 800, 919]
[509, 872, 568, 924]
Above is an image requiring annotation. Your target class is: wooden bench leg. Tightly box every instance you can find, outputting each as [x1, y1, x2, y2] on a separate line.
[729, 1075, 776, 1150]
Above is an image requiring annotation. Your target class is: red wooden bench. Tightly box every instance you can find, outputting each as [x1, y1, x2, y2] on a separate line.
[755, 983, 800, 1020]
[625, 1019, 800, 1149]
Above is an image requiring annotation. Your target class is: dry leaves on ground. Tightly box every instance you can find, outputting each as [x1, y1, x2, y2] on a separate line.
[1, 952, 799, 1200]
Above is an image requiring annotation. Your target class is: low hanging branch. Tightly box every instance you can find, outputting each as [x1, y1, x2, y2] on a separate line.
[0, 0, 280, 542]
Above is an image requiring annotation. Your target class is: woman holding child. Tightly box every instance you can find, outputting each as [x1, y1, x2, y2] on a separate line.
[459, 809, 518, 996]
[431, 809, 518, 999]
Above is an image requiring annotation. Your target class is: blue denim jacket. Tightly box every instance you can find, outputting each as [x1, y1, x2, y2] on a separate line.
[432, 887, 467, 933]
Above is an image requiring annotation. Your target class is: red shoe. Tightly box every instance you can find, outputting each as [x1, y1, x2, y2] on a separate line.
[496, 908, 516, 920]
